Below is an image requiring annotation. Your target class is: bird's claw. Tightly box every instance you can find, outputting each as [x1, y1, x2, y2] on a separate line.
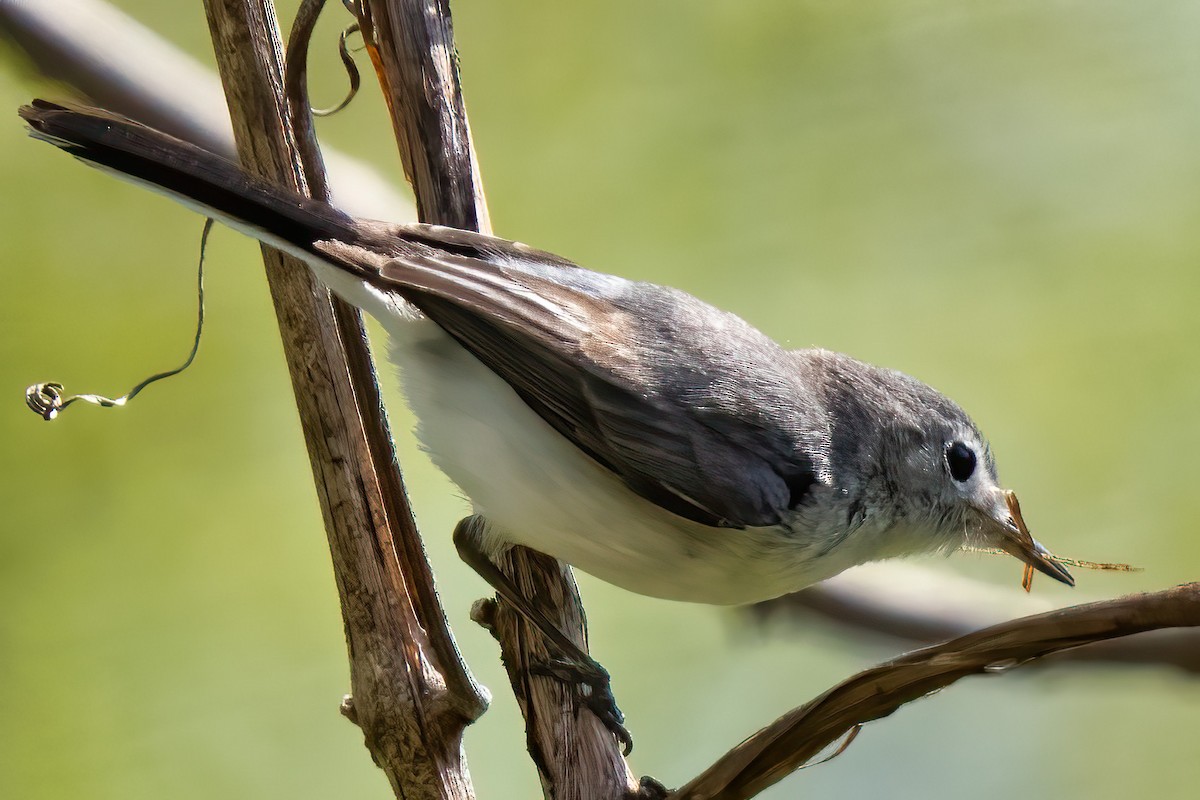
[531, 656, 633, 754]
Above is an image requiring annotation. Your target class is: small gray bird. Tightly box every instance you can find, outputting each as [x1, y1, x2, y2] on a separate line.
[20, 101, 1072, 749]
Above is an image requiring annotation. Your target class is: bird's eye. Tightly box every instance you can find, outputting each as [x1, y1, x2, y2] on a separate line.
[945, 441, 977, 482]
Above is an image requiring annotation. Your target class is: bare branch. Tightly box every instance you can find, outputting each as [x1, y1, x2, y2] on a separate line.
[351, 2, 636, 795]
[676, 583, 1200, 800]
[0, 0, 229, 150]
[205, 0, 487, 793]
[184, 0, 487, 796]
[3, 0, 632, 794]
[752, 563, 1200, 674]
[0, 0, 411, 219]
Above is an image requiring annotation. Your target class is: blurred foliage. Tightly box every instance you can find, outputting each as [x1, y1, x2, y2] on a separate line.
[2, 1, 1199, 798]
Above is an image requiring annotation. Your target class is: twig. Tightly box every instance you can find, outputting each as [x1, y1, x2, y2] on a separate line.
[2, 0, 631, 794]
[752, 563, 1200, 674]
[0, 0, 411, 219]
[675, 583, 1200, 800]
[199, 1, 485, 798]
[350, 2, 636, 796]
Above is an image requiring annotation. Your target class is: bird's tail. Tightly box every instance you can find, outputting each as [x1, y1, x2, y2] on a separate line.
[18, 99, 365, 266]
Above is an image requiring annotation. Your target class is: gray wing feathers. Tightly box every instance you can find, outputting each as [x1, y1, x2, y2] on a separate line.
[14, 101, 824, 526]
[319, 225, 825, 528]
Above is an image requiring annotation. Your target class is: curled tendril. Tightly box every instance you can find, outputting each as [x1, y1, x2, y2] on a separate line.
[24, 219, 212, 422]
[26, 382, 68, 420]
[313, 23, 362, 117]
[25, 381, 134, 420]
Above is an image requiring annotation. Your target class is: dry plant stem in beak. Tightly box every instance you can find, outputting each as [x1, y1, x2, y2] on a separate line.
[999, 490, 1075, 588]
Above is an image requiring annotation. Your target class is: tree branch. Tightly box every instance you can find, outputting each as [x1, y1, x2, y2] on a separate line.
[752, 562, 1200, 674]
[349, 2, 636, 796]
[199, 1, 485, 797]
[675, 583, 1200, 800]
[2, 0, 633, 794]
[0, 0, 412, 218]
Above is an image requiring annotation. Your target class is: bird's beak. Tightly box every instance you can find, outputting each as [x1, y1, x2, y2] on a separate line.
[986, 490, 1075, 587]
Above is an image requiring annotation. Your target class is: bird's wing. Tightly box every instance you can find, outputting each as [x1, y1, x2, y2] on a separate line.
[317, 227, 821, 529]
[14, 101, 821, 524]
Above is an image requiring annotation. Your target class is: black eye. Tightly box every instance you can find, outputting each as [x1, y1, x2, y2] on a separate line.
[946, 441, 977, 482]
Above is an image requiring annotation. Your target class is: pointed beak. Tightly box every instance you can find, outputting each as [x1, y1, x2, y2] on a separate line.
[988, 491, 1075, 587]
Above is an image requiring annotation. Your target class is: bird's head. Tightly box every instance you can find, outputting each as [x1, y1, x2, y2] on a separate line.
[817, 352, 1074, 587]
[881, 372, 1073, 586]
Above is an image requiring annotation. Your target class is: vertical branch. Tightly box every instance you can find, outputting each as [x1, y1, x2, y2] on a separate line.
[357, 0, 489, 231]
[353, 1, 637, 796]
[201, 2, 485, 798]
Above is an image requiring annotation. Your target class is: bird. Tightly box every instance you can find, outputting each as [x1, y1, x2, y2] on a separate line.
[19, 100, 1074, 750]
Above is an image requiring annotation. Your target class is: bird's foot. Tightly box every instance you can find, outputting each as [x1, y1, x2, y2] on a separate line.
[532, 655, 633, 754]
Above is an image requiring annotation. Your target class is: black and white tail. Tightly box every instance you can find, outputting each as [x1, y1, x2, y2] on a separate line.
[19, 99, 368, 265]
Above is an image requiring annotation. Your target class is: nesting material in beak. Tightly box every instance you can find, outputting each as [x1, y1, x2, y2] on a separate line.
[998, 491, 1075, 589]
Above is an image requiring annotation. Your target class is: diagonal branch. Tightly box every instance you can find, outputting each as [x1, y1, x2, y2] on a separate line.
[0, 0, 413, 218]
[754, 564, 1200, 674]
[674, 583, 1200, 800]
[2, 0, 631, 795]
[201, 1, 489, 797]
[6, 2, 485, 796]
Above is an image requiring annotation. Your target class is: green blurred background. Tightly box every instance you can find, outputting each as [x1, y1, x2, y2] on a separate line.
[2, 0, 1198, 797]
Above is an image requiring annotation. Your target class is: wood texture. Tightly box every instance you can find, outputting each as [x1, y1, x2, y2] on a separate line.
[675, 583, 1200, 800]
[354, 2, 637, 797]
[202, 2, 485, 798]
[754, 565, 1200, 673]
